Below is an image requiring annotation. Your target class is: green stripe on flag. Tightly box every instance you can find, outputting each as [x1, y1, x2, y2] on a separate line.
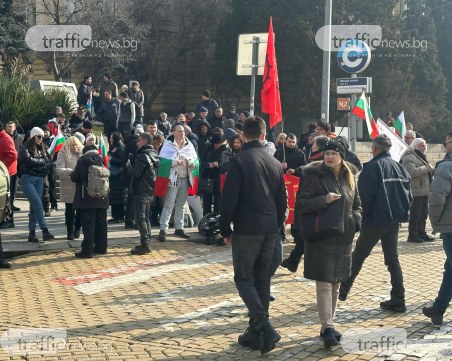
[157, 158, 173, 179]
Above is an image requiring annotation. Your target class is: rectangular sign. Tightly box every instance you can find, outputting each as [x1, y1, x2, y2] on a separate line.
[336, 77, 372, 94]
[236, 33, 268, 76]
[337, 97, 350, 110]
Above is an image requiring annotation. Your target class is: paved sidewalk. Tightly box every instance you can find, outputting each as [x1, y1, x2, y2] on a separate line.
[0, 200, 451, 360]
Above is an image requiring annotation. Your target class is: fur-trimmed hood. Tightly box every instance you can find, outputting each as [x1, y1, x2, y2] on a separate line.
[302, 160, 359, 177]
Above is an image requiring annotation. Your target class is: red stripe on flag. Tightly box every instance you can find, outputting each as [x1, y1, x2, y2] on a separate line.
[284, 174, 299, 225]
[154, 177, 170, 197]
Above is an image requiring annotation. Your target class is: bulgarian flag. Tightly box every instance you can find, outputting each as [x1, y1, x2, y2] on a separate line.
[154, 139, 199, 197]
[394, 111, 406, 139]
[98, 134, 110, 168]
[352, 92, 379, 139]
[48, 130, 66, 157]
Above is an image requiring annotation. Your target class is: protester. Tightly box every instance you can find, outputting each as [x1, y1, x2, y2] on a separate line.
[97, 72, 118, 101]
[157, 124, 198, 242]
[401, 138, 435, 242]
[77, 75, 93, 108]
[157, 112, 171, 137]
[298, 123, 317, 149]
[274, 133, 306, 173]
[335, 136, 363, 171]
[423, 131, 452, 325]
[4, 121, 23, 211]
[71, 144, 108, 258]
[108, 132, 125, 223]
[55, 136, 83, 240]
[404, 130, 416, 146]
[220, 116, 286, 354]
[97, 89, 119, 138]
[221, 134, 243, 172]
[18, 127, 55, 242]
[195, 90, 218, 120]
[127, 132, 159, 255]
[339, 135, 412, 313]
[122, 128, 140, 230]
[130, 81, 144, 124]
[275, 133, 287, 150]
[298, 140, 361, 347]
[316, 122, 336, 138]
[117, 92, 136, 136]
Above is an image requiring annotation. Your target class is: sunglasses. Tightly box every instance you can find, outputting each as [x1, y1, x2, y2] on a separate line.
[36, 135, 43, 139]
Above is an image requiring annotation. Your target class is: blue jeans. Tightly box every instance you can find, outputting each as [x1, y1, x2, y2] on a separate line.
[434, 234, 452, 313]
[21, 174, 48, 231]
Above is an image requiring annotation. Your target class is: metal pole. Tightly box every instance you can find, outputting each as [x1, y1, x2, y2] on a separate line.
[249, 36, 259, 116]
[320, 0, 332, 122]
[349, 73, 357, 152]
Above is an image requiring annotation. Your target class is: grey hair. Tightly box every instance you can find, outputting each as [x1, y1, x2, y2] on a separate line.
[313, 135, 329, 149]
[410, 137, 426, 151]
[405, 130, 416, 138]
[371, 142, 391, 153]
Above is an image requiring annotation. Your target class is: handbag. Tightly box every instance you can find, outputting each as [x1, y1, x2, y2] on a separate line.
[300, 179, 345, 242]
[109, 164, 122, 177]
[198, 177, 213, 194]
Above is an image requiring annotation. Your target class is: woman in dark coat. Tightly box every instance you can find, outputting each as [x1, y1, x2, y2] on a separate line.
[108, 132, 125, 222]
[297, 140, 362, 348]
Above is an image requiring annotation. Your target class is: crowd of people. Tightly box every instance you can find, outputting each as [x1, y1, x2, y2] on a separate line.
[0, 75, 451, 355]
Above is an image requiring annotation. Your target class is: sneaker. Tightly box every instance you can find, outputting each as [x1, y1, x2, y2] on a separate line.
[158, 230, 167, 242]
[420, 234, 435, 242]
[320, 329, 342, 341]
[407, 235, 423, 243]
[0, 260, 12, 269]
[280, 258, 298, 273]
[380, 299, 406, 313]
[130, 245, 150, 255]
[174, 229, 190, 239]
[28, 231, 40, 243]
[323, 328, 338, 347]
[422, 304, 444, 325]
[260, 323, 280, 355]
[238, 326, 261, 350]
[12, 205, 21, 212]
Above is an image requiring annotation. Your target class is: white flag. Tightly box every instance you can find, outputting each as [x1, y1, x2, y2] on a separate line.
[376, 119, 408, 162]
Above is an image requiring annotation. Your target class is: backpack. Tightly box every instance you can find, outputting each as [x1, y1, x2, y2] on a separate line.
[86, 164, 110, 198]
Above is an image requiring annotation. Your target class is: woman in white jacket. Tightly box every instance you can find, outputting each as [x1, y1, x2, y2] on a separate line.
[56, 136, 83, 240]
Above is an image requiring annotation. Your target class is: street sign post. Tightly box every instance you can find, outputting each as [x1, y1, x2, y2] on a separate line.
[336, 77, 372, 94]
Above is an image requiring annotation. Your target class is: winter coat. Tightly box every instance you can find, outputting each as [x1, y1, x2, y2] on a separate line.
[157, 119, 171, 136]
[187, 133, 198, 154]
[298, 161, 362, 283]
[8, 131, 24, 152]
[191, 117, 209, 136]
[208, 116, 225, 130]
[220, 140, 287, 237]
[359, 151, 412, 225]
[108, 142, 125, 206]
[122, 134, 139, 187]
[344, 150, 363, 171]
[70, 150, 109, 209]
[18, 143, 52, 178]
[130, 89, 144, 117]
[117, 101, 135, 126]
[429, 152, 452, 233]
[274, 146, 307, 172]
[401, 149, 433, 197]
[196, 98, 219, 120]
[97, 98, 120, 131]
[55, 148, 81, 203]
[77, 81, 92, 107]
[0, 130, 18, 176]
[201, 142, 228, 193]
[221, 149, 239, 173]
[128, 144, 159, 196]
[99, 80, 118, 102]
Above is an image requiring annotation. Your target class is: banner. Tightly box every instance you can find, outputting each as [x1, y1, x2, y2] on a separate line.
[284, 174, 299, 225]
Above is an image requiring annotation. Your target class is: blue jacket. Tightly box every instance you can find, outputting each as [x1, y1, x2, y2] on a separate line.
[358, 151, 412, 225]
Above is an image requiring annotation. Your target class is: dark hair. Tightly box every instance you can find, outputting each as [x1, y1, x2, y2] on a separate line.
[0, 121, 3, 131]
[316, 121, 331, 133]
[24, 137, 48, 157]
[119, 91, 129, 99]
[211, 127, 224, 136]
[104, 89, 112, 95]
[307, 123, 317, 132]
[228, 134, 243, 150]
[82, 144, 98, 154]
[57, 113, 65, 119]
[215, 107, 223, 112]
[153, 134, 165, 143]
[83, 75, 91, 82]
[171, 123, 185, 132]
[146, 120, 157, 126]
[287, 133, 297, 140]
[139, 132, 152, 144]
[110, 131, 123, 145]
[243, 116, 266, 140]
[202, 89, 211, 98]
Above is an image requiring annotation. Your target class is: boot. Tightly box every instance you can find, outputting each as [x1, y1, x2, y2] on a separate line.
[130, 244, 151, 255]
[0, 260, 12, 268]
[28, 230, 40, 243]
[323, 328, 338, 348]
[380, 298, 406, 312]
[42, 228, 55, 241]
[407, 234, 423, 243]
[280, 258, 298, 273]
[238, 326, 261, 350]
[422, 304, 444, 325]
[45, 208, 51, 217]
[260, 323, 280, 355]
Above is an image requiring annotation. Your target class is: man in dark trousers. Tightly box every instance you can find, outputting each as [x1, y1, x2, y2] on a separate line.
[274, 133, 307, 173]
[127, 132, 159, 255]
[220, 116, 287, 354]
[339, 135, 412, 312]
[97, 89, 119, 138]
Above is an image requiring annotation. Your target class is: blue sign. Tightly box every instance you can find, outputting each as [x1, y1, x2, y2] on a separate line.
[337, 39, 371, 74]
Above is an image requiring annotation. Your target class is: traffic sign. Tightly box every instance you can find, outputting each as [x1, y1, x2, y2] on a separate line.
[337, 39, 371, 74]
[336, 77, 372, 94]
[337, 98, 350, 111]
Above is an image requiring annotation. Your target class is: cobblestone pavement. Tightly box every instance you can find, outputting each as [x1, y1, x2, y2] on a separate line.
[0, 202, 451, 360]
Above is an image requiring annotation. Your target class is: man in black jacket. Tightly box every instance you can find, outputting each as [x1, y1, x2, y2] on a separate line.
[220, 116, 287, 354]
[127, 132, 159, 255]
[97, 89, 119, 138]
[274, 133, 307, 173]
[339, 135, 412, 312]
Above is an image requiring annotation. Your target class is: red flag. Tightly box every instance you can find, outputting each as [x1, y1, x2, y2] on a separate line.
[261, 17, 282, 128]
[284, 174, 299, 225]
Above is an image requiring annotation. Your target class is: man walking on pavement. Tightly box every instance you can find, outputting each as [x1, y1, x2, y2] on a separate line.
[423, 132, 452, 325]
[339, 134, 412, 312]
[128, 132, 159, 255]
[220, 116, 287, 354]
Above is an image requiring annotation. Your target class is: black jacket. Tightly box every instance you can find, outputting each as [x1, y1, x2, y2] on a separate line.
[298, 161, 362, 283]
[128, 145, 159, 195]
[18, 144, 52, 178]
[196, 98, 219, 120]
[208, 116, 225, 130]
[358, 151, 412, 225]
[130, 89, 144, 117]
[77, 81, 92, 106]
[274, 146, 307, 172]
[70, 150, 109, 209]
[201, 142, 228, 193]
[220, 140, 287, 237]
[157, 119, 171, 136]
[122, 134, 139, 187]
[97, 98, 119, 130]
[108, 142, 125, 206]
[345, 150, 363, 171]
